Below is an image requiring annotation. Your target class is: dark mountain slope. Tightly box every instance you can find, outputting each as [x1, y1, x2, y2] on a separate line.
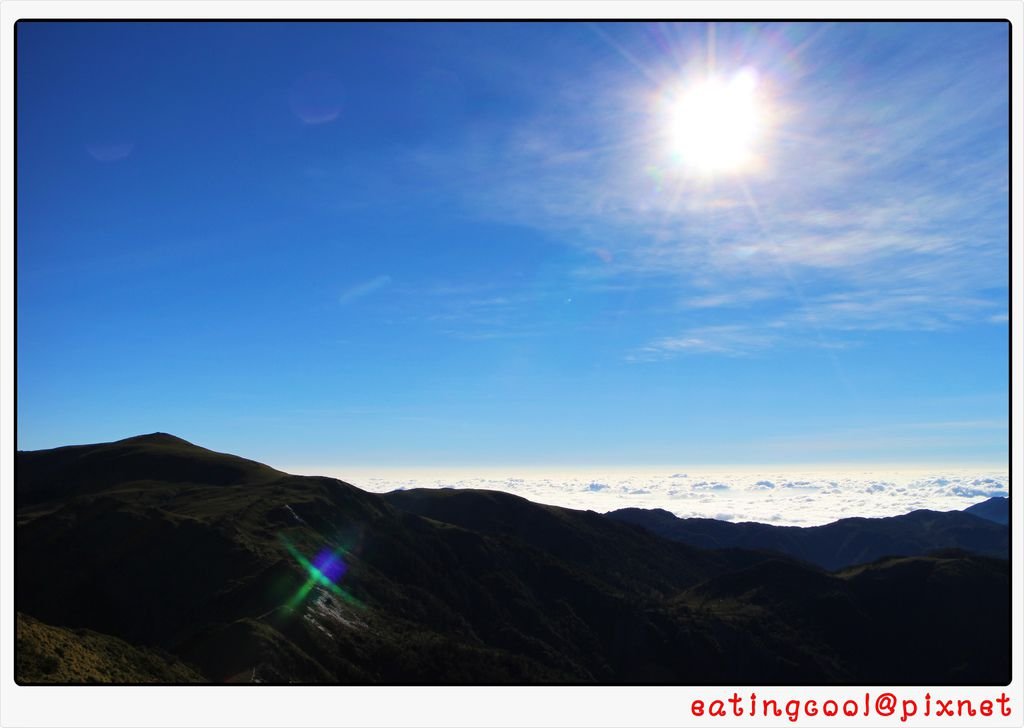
[964, 496, 1010, 525]
[17, 435, 769, 683]
[392, 490, 1009, 685]
[383, 488, 764, 599]
[15, 434, 1010, 685]
[16, 433, 283, 507]
[608, 505, 1008, 571]
[672, 551, 1009, 684]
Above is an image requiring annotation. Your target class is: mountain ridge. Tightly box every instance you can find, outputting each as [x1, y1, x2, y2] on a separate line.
[607, 501, 1008, 571]
[963, 495, 1009, 525]
[15, 434, 1010, 685]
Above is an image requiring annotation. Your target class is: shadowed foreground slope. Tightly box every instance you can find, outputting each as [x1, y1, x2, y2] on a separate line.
[15, 434, 1010, 684]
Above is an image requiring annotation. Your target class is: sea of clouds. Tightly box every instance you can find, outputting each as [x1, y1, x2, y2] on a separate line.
[302, 466, 1009, 527]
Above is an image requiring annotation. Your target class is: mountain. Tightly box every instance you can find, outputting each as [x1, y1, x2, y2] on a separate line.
[673, 549, 1008, 685]
[15, 434, 1010, 685]
[607, 505, 1008, 571]
[963, 496, 1010, 525]
[16, 613, 204, 684]
[16, 432, 283, 507]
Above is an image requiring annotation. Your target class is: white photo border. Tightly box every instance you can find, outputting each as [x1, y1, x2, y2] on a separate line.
[1, 2, 1020, 727]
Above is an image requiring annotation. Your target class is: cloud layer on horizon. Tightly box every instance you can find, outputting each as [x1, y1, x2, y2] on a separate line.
[308, 466, 1009, 527]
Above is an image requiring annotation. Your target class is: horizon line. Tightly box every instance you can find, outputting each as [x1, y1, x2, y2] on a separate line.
[277, 461, 1011, 476]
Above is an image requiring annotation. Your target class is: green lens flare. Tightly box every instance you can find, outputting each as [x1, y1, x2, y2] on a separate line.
[285, 578, 317, 611]
[278, 533, 362, 610]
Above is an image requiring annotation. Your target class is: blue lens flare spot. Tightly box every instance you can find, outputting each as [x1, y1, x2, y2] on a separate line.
[278, 534, 361, 611]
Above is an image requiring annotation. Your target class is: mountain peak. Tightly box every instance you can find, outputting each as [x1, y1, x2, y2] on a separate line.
[963, 496, 1010, 525]
[117, 432, 195, 447]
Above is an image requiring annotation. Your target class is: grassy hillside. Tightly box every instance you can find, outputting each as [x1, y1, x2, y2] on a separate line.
[16, 613, 205, 683]
[15, 434, 1011, 684]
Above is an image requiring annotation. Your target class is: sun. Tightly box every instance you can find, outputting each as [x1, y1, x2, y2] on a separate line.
[666, 69, 763, 176]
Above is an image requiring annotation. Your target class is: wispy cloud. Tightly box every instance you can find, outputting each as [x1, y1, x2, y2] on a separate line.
[406, 24, 1007, 355]
[338, 275, 392, 305]
[680, 288, 779, 309]
[631, 285, 1002, 360]
[629, 325, 778, 360]
[421, 288, 557, 341]
[787, 289, 999, 332]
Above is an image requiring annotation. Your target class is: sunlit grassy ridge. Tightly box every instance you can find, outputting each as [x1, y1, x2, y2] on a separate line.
[16, 613, 204, 683]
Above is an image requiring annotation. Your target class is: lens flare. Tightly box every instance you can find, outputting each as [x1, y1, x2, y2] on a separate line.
[278, 534, 360, 611]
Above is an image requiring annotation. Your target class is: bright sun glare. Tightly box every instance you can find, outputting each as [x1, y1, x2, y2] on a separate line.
[668, 69, 763, 175]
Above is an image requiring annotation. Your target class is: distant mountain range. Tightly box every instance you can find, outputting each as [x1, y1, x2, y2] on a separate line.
[15, 434, 1009, 685]
[608, 498, 1009, 571]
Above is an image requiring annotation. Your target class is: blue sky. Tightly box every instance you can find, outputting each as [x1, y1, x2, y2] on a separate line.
[17, 21, 1009, 468]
